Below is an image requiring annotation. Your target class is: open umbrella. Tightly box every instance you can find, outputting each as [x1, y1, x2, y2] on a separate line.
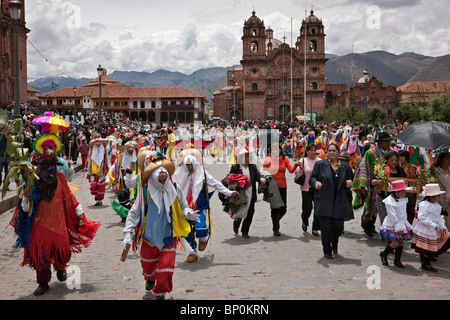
[396, 121, 450, 150]
[32, 112, 68, 134]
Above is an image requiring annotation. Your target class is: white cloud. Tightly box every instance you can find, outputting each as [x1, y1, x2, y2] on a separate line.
[25, 0, 449, 81]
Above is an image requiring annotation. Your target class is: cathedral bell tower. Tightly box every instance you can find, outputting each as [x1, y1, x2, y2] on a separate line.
[242, 10, 266, 60]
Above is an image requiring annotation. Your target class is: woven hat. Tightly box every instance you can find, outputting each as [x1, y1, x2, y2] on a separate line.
[33, 133, 63, 155]
[142, 153, 175, 184]
[89, 137, 107, 148]
[422, 183, 446, 197]
[137, 147, 155, 172]
[120, 140, 138, 152]
[177, 148, 203, 168]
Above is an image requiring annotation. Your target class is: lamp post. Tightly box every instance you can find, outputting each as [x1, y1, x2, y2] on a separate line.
[232, 68, 236, 124]
[363, 69, 369, 123]
[97, 65, 104, 125]
[337, 91, 341, 124]
[323, 93, 326, 120]
[309, 83, 313, 124]
[9, 0, 22, 119]
[73, 86, 77, 119]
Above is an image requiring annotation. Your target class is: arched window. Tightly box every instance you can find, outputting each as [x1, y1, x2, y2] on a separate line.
[251, 42, 258, 52]
[252, 83, 258, 91]
[312, 82, 318, 90]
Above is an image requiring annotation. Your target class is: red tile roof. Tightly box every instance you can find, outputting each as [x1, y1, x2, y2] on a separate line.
[397, 80, 450, 93]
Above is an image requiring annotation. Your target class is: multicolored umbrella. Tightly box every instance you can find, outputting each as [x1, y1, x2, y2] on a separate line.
[32, 112, 68, 134]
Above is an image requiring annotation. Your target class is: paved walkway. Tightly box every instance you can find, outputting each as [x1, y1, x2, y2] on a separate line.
[0, 156, 449, 300]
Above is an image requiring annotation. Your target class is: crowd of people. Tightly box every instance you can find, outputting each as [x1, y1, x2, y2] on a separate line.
[2, 108, 450, 299]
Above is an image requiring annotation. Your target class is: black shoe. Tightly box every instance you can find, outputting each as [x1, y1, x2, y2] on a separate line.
[56, 270, 67, 282]
[324, 253, 333, 259]
[421, 256, 437, 272]
[312, 230, 320, 237]
[331, 244, 338, 254]
[145, 280, 156, 291]
[233, 223, 239, 235]
[155, 294, 165, 300]
[33, 283, 49, 296]
[302, 222, 307, 232]
[421, 263, 437, 272]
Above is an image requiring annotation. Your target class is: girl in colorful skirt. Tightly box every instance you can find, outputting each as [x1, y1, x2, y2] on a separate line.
[379, 180, 414, 268]
[412, 184, 450, 272]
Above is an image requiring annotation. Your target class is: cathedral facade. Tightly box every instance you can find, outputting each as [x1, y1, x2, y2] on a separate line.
[213, 10, 328, 122]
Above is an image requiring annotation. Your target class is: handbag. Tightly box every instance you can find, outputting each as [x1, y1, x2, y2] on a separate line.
[294, 158, 306, 185]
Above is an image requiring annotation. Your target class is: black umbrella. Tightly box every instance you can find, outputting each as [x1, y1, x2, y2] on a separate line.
[396, 121, 450, 150]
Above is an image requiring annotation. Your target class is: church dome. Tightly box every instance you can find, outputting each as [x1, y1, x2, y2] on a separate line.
[245, 10, 263, 25]
[305, 10, 320, 23]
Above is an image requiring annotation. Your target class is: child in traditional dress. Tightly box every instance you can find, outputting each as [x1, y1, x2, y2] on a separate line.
[379, 180, 414, 268]
[412, 184, 450, 272]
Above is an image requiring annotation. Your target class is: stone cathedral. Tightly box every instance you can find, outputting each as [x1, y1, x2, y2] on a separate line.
[214, 10, 328, 122]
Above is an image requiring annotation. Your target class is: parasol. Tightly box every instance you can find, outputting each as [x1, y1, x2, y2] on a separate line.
[396, 121, 450, 150]
[32, 112, 69, 134]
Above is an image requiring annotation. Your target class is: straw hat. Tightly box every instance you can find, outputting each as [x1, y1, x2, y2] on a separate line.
[89, 137, 107, 148]
[422, 183, 446, 197]
[137, 147, 155, 172]
[120, 140, 138, 152]
[142, 154, 175, 184]
[176, 148, 203, 168]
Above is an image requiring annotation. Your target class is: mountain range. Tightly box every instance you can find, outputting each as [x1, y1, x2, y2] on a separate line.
[28, 51, 450, 105]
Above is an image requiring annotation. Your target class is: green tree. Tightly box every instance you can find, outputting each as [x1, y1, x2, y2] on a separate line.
[368, 106, 387, 123]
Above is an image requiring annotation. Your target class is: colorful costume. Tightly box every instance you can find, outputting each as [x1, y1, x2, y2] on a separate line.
[87, 137, 110, 205]
[123, 154, 199, 299]
[173, 149, 233, 262]
[10, 155, 100, 296]
[340, 132, 360, 169]
[109, 141, 138, 217]
[412, 184, 450, 271]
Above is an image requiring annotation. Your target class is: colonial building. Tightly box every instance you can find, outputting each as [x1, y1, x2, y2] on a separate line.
[213, 10, 329, 122]
[348, 73, 399, 119]
[397, 80, 450, 105]
[38, 69, 208, 122]
[0, 0, 29, 108]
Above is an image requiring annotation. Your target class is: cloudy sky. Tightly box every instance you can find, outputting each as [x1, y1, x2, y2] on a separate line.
[26, 0, 449, 81]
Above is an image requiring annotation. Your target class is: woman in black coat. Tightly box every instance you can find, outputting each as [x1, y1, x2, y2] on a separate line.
[309, 143, 353, 259]
[230, 149, 266, 238]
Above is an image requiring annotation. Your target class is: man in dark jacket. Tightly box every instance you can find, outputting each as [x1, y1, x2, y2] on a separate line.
[230, 149, 266, 238]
